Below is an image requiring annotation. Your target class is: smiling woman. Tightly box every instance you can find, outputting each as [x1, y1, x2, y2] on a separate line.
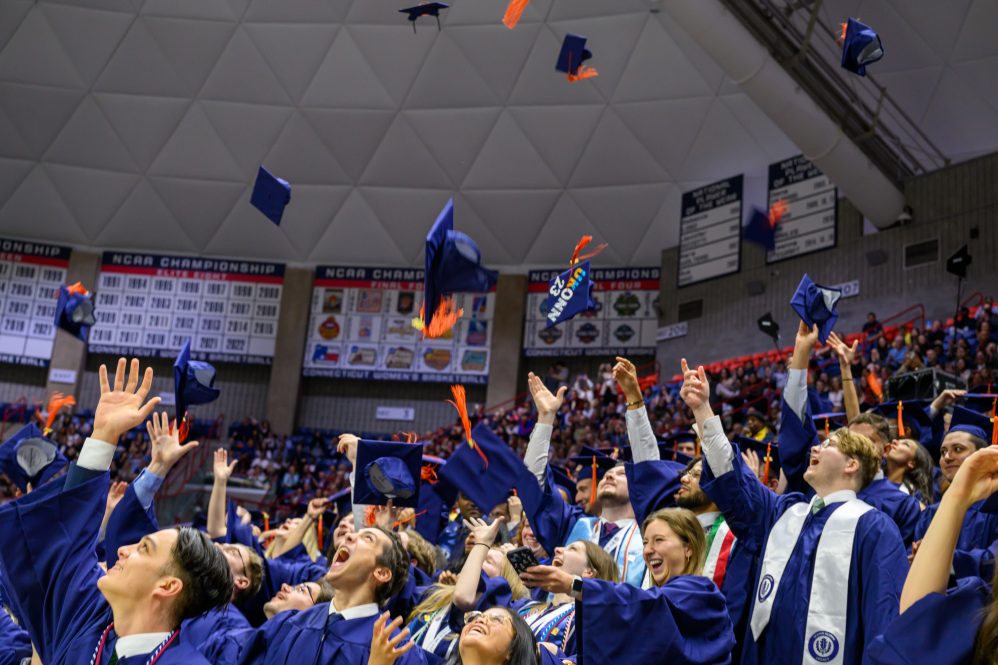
[443, 608, 538, 665]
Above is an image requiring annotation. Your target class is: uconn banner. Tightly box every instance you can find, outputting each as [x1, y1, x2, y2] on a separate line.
[523, 267, 661, 357]
[88, 252, 285, 364]
[0, 239, 72, 367]
[302, 266, 494, 384]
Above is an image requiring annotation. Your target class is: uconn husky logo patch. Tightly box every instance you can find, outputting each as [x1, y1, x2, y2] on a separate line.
[757, 574, 775, 602]
[808, 631, 839, 662]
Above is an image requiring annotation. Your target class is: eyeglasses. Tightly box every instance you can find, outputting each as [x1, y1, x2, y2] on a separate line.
[295, 583, 316, 605]
[464, 611, 511, 627]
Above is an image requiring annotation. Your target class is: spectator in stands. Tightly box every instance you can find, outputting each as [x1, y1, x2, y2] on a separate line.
[863, 312, 884, 340]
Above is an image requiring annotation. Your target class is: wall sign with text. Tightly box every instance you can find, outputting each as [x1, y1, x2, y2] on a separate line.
[766, 155, 837, 263]
[88, 252, 284, 364]
[0, 238, 71, 367]
[302, 266, 494, 384]
[678, 175, 742, 287]
[523, 267, 660, 357]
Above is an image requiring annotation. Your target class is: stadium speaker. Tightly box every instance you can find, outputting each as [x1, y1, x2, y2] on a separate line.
[946, 245, 972, 278]
[884, 368, 965, 402]
[865, 249, 889, 266]
[747, 280, 766, 296]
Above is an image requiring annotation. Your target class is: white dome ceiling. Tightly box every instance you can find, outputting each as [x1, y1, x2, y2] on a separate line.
[0, 0, 994, 268]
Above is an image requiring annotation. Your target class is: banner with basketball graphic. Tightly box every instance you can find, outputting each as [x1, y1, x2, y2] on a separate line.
[302, 266, 494, 384]
[523, 267, 660, 357]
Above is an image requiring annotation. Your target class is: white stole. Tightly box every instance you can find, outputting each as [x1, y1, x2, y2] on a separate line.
[750, 496, 872, 665]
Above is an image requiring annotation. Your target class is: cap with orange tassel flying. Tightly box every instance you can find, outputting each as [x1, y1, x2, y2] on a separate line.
[448, 384, 488, 468]
[502, 0, 529, 29]
[42, 392, 76, 436]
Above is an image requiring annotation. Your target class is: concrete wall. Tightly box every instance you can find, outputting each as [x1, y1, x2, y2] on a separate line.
[657, 151, 998, 368]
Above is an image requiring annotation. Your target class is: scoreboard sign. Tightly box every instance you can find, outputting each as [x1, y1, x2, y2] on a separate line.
[523, 267, 660, 357]
[88, 252, 284, 364]
[0, 238, 71, 367]
[678, 175, 742, 287]
[302, 266, 494, 384]
[766, 155, 837, 263]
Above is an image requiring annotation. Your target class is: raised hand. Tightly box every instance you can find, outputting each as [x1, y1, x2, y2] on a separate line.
[931, 389, 967, 413]
[507, 495, 523, 524]
[795, 321, 820, 349]
[612, 356, 642, 403]
[946, 447, 998, 508]
[213, 448, 237, 483]
[463, 515, 504, 549]
[827, 331, 859, 366]
[741, 448, 762, 480]
[437, 570, 458, 585]
[527, 372, 567, 423]
[367, 612, 414, 665]
[105, 480, 128, 516]
[93, 358, 160, 443]
[146, 411, 199, 477]
[519, 564, 573, 594]
[307, 497, 330, 520]
[337, 433, 359, 466]
[679, 358, 712, 418]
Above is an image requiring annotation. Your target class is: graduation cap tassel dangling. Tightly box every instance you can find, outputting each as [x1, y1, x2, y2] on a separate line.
[420, 464, 439, 484]
[769, 199, 788, 227]
[502, 0, 529, 29]
[763, 442, 772, 485]
[317, 514, 323, 551]
[569, 235, 608, 266]
[43, 392, 76, 436]
[824, 418, 830, 440]
[412, 298, 464, 339]
[566, 52, 598, 82]
[448, 384, 488, 468]
[896, 401, 905, 438]
[991, 398, 997, 446]
[589, 456, 598, 508]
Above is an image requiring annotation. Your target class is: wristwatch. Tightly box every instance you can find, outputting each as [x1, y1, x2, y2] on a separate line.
[570, 575, 584, 600]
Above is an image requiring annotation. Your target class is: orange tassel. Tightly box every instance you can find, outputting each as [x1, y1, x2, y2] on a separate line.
[394, 510, 427, 530]
[364, 505, 378, 527]
[420, 464, 439, 484]
[412, 297, 463, 338]
[838, 21, 848, 44]
[763, 442, 772, 485]
[317, 514, 323, 549]
[178, 413, 190, 443]
[502, 0, 529, 29]
[567, 66, 598, 82]
[991, 398, 997, 446]
[897, 401, 905, 438]
[448, 384, 488, 468]
[44, 392, 75, 434]
[867, 370, 883, 401]
[768, 199, 788, 227]
[824, 418, 830, 439]
[569, 235, 608, 267]
[65, 281, 89, 297]
[263, 513, 270, 532]
[589, 456, 598, 508]
[695, 434, 701, 458]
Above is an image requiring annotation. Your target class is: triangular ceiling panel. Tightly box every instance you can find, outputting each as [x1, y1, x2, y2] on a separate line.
[569, 183, 671, 262]
[308, 189, 408, 264]
[507, 25, 605, 106]
[94, 19, 190, 96]
[302, 108, 395, 182]
[45, 163, 139, 241]
[143, 17, 236, 96]
[202, 100, 293, 180]
[261, 111, 352, 186]
[148, 103, 244, 181]
[940, 0, 993, 63]
[615, 98, 713, 177]
[200, 27, 293, 105]
[404, 107, 502, 186]
[149, 176, 246, 247]
[244, 23, 338, 103]
[445, 0, 553, 26]
[0, 158, 35, 212]
[452, 192, 514, 265]
[349, 25, 437, 106]
[405, 31, 500, 109]
[508, 104, 604, 183]
[569, 107, 667, 187]
[546, 12, 648, 101]
[548, 0, 648, 21]
[883, 0, 973, 60]
[94, 93, 189, 172]
[96, 178, 198, 252]
[0, 103, 34, 161]
[462, 111, 562, 189]
[523, 192, 623, 266]
[243, 0, 350, 23]
[270, 184, 352, 258]
[45, 96, 137, 172]
[39, 3, 133, 87]
[0, 83, 83, 159]
[0, 2, 33, 54]
[0, 166, 87, 244]
[461, 189, 561, 261]
[449, 23, 542, 103]
[300, 28, 396, 109]
[679, 99, 773, 182]
[140, 0, 241, 21]
[361, 114, 454, 189]
[359, 187, 453, 264]
[0, 8, 83, 89]
[612, 16, 717, 103]
[629, 184, 681, 266]
[203, 194, 299, 260]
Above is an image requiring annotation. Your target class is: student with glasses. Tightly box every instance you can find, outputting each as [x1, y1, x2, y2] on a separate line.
[262, 581, 335, 620]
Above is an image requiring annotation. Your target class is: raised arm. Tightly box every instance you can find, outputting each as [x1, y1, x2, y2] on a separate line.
[337, 433, 368, 530]
[269, 497, 328, 559]
[525, 372, 566, 485]
[827, 331, 860, 422]
[901, 447, 998, 612]
[452, 517, 505, 610]
[614, 357, 659, 463]
[779, 324, 821, 493]
[207, 448, 237, 539]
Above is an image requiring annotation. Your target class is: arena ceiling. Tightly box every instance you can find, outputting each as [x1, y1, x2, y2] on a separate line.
[0, 0, 995, 268]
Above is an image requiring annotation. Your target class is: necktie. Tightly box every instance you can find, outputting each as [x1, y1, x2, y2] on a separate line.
[811, 498, 825, 515]
[598, 521, 619, 548]
[108, 654, 118, 665]
[312, 614, 343, 665]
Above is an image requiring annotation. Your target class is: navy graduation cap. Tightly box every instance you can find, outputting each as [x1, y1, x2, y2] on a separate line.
[743, 200, 787, 251]
[438, 422, 532, 513]
[399, 2, 448, 32]
[174, 339, 221, 429]
[734, 435, 780, 483]
[54, 282, 96, 342]
[949, 405, 995, 444]
[545, 261, 595, 329]
[250, 166, 291, 226]
[840, 17, 884, 76]
[0, 423, 68, 492]
[655, 443, 695, 466]
[556, 33, 598, 81]
[790, 273, 842, 343]
[962, 392, 998, 414]
[354, 439, 425, 508]
[873, 400, 934, 446]
[414, 198, 498, 337]
[813, 412, 847, 438]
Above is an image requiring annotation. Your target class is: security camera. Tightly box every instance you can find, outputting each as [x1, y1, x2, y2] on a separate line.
[896, 205, 913, 225]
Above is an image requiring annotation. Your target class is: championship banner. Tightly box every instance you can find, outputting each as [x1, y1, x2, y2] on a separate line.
[88, 252, 284, 364]
[0, 238, 72, 367]
[302, 266, 494, 384]
[524, 267, 660, 357]
[678, 175, 742, 287]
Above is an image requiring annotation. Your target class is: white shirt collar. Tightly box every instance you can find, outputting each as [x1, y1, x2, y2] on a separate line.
[815, 489, 856, 506]
[874, 468, 884, 481]
[697, 511, 721, 531]
[115, 632, 172, 658]
[329, 602, 380, 620]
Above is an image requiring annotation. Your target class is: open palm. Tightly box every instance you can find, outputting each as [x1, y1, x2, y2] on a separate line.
[93, 358, 160, 443]
[527, 372, 566, 415]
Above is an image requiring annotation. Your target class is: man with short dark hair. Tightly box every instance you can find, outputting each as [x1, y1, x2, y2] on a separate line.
[0, 358, 234, 664]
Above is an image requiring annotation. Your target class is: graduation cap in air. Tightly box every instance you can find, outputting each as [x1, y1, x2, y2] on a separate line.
[744, 200, 788, 251]
[813, 412, 847, 439]
[949, 405, 996, 446]
[354, 439, 425, 508]
[438, 422, 533, 513]
[790, 273, 842, 343]
[414, 454, 456, 543]
[840, 17, 884, 76]
[413, 199, 498, 338]
[545, 261, 595, 329]
[250, 166, 291, 226]
[174, 339, 221, 434]
[399, 2, 448, 32]
[0, 423, 67, 492]
[503, 0, 529, 29]
[54, 282, 96, 342]
[873, 400, 934, 447]
[734, 435, 780, 485]
[556, 34, 598, 81]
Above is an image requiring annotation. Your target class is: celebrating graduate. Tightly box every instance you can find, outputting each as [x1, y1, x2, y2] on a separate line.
[680, 358, 909, 665]
[0, 358, 235, 665]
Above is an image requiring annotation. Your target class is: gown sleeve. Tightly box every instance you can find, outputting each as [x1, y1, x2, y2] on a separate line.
[104, 482, 160, 569]
[855, 511, 908, 655]
[0, 609, 31, 665]
[577, 576, 735, 665]
[520, 466, 587, 557]
[0, 469, 109, 664]
[774, 383, 818, 498]
[625, 460, 686, 526]
[865, 576, 990, 665]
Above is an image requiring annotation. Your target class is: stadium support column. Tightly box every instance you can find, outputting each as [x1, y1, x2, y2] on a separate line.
[47, 250, 100, 398]
[485, 274, 528, 408]
[265, 267, 312, 434]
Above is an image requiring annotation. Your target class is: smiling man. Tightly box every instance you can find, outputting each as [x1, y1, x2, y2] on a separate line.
[0, 358, 234, 665]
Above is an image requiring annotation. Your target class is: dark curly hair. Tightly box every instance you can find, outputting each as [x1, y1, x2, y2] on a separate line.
[165, 527, 234, 624]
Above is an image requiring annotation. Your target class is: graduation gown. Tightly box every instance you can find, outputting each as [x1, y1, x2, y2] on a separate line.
[866, 576, 991, 665]
[0, 468, 212, 665]
[0, 608, 30, 665]
[104, 482, 160, 568]
[701, 445, 909, 665]
[915, 499, 998, 552]
[778, 399, 922, 546]
[577, 576, 735, 665]
[201, 602, 428, 665]
[183, 605, 251, 650]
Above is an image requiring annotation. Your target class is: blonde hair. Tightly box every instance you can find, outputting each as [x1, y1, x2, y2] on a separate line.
[579, 541, 619, 583]
[263, 520, 321, 562]
[830, 427, 881, 488]
[403, 528, 438, 577]
[641, 508, 706, 580]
